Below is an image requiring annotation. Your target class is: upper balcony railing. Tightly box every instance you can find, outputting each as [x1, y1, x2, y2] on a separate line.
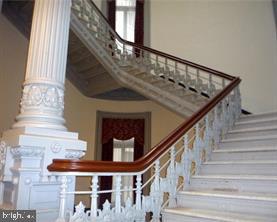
[71, 0, 236, 99]
[48, 0, 242, 221]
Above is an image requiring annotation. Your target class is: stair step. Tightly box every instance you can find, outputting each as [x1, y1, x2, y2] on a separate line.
[177, 190, 277, 218]
[162, 207, 276, 222]
[211, 147, 277, 161]
[189, 175, 277, 194]
[225, 127, 277, 140]
[220, 137, 277, 150]
[237, 112, 277, 124]
[200, 161, 277, 175]
[233, 118, 277, 131]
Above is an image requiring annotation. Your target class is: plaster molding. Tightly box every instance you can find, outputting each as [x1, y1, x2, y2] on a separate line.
[20, 83, 64, 115]
[11, 146, 44, 158]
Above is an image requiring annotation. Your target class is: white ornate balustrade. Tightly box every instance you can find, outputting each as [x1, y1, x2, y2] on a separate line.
[69, 0, 234, 116]
[49, 85, 241, 222]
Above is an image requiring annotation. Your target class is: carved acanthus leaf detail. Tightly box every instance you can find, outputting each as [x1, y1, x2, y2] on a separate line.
[21, 84, 64, 114]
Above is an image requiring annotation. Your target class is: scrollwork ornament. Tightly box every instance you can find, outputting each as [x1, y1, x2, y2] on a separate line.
[11, 147, 44, 158]
[51, 143, 62, 154]
[65, 150, 85, 159]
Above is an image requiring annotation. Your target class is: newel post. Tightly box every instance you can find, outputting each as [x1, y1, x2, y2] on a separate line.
[0, 0, 86, 220]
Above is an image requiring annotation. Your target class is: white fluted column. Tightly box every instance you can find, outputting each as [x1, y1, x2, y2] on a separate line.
[0, 1, 87, 218]
[13, 0, 72, 131]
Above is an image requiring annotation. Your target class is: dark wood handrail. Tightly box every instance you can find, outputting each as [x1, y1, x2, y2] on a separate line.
[85, 0, 235, 81]
[47, 77, 241, 173]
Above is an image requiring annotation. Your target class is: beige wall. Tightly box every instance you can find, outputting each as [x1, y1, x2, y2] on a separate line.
[0, 14, 183, 158]
[149, 0, 277, 114]
[64, 81, 184, 159]
[0, 14, 28, 134]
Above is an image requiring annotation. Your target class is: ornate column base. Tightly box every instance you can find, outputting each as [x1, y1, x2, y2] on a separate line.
[13, 82, 67, 131]
[0, 127, 86, 222]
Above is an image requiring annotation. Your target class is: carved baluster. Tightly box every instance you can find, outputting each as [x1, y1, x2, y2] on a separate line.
[222, 78, 226, 90]
[168, 146, 177, 207]
[184, 65, 189, 88]
[182, 134, 192, 189]
[55, 176, 68, 222]
[115, 175, 122, 214]
[90, 175, 99, 219]
[174, 62, 180, 86]
[135, 174, 144, 221]
[78, 0, 84, 18]
[144, 51, 151, 73]
[135, 174, 142, 210]
[213, 106, 220, 150]
[204, 114, 212, 160]
[221, 98, 228, 137]
[226, 95, 233, 131]
[208, 74, 216, 97]
[154, 55, 160, 76]
[151, 160, 162, 222]
[235, 86, 242, 119]
[193, 123, 201, 175]
[196, 69, 201, 93]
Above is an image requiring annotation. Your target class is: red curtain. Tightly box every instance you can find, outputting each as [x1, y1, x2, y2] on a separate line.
[107, 0, 116, 30]
[99, 118, 145, 206]
[134, 0, 144, 56]
[134, 0, 144, 46]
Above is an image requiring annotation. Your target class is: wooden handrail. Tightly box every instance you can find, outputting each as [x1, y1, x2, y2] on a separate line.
[87, 0, 235, 81]
[47, 77, 241, 173]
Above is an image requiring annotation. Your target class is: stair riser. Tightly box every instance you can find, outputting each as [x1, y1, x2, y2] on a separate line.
[237, 113, 277, 123]
[233, 120, 277, 131]
[224, 129, 277, 140]
[219, 138, 277, 149]
[162, 213, 218, 222]
[177, 194, 277, 218]
[200, 164, 277, 176]
[211, 150, 277, 161]
[189, 178, 277, 194]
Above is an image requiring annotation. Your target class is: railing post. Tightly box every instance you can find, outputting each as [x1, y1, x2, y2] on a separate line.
[213, 106, 221, 150]
[135, 174, 142, 211]
[194, 123, 201, 175]
[208, 74, 213, 96]
[55, 176, 68, 222]
[135, 174, 144, 222]
[221, 98, 228, 136]
[90, 175, 99, 219]
[235, 86, 242, 119]
[204, 114, 212, 160]
[115, 175, 122, 214]
[182, 134, 192, 189]
[168, 146, 177, 207]
[184, 65, 189, 88]
[151, 160, 162, 222]
[196, 69, 201, 93]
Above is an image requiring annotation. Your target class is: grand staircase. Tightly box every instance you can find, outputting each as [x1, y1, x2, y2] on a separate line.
[163, 112, 277, 221]
[2, 0, 209, 116]
[2, 0, 277, 221]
